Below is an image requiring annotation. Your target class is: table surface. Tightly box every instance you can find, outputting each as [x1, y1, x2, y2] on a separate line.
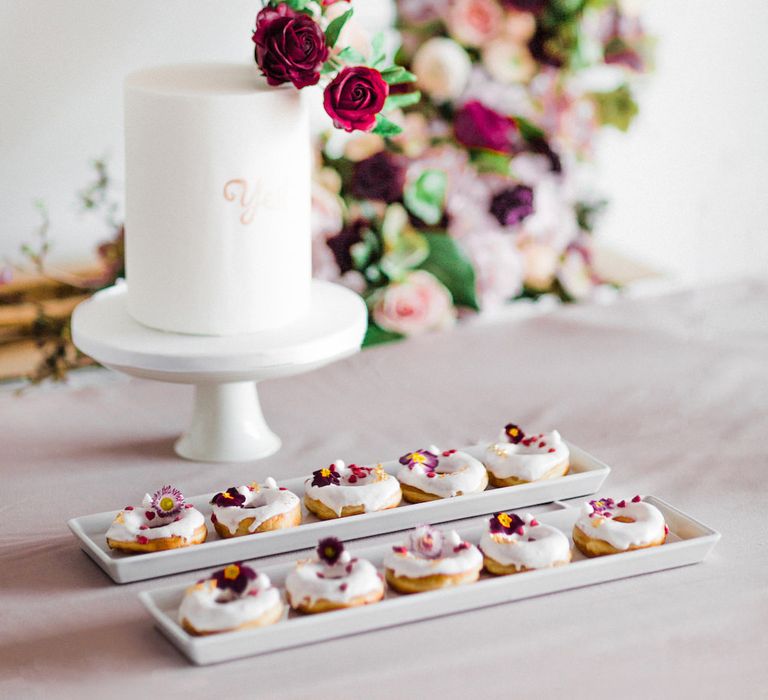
[2, 279, 767, 699]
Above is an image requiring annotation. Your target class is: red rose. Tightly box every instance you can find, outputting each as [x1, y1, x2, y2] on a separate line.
[252, 4, 329, 89]
[454, 100, 518, 154]
[323, 66, 389, 133]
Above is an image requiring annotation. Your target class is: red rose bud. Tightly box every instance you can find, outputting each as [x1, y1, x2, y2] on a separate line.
[454, 100, 518, 154]
[323, 66, 389, 133]
[253, 4, 329, 89]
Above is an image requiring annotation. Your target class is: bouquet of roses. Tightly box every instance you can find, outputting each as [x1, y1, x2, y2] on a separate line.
[252, 0, 420, 134]
[309, 0, 651, 344]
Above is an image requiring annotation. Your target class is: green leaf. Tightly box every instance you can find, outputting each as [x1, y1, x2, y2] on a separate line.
[514, 116, 545, 143]
[371, 32, 387, 68]
[384, 91, 421, 111]
[337, 46, 366, 65]
[592, 84, 639, 132]
[379, 204, 429, 279]
[372, 114, 402, 137]
[380, 66, 417, 85]
[403, 170, 446, 226]
[419, 232, 479, 311]
[471, 149, 511, 176]
[363, 323, 403, 348]
[325, 8, 353, 49]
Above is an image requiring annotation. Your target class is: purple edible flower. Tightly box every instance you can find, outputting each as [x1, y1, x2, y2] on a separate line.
[398, 449, 439, 471]
[211, 487, 246, 508]
[408, 525, 443, 559]
[590, 498, 616, 515]
[311, 465, 341, 488]
[489, 512, 525, 536]
[504, 424, 525, 444]
[212, 562, 257, 595]
[317, 537, 344, 566]
[151, 485, 185, 517]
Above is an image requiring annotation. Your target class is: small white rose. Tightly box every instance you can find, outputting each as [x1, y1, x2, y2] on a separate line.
[412, 37, 472, 103]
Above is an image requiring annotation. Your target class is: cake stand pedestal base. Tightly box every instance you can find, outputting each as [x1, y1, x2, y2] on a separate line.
[71, 280, 367, 463]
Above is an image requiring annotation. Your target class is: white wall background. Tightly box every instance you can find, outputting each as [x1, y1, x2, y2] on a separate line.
[1, 0, 767, 283]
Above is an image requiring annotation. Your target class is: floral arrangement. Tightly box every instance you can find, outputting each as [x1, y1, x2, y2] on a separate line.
[252, 0, 419, 135]
[310, 0, 651, 344]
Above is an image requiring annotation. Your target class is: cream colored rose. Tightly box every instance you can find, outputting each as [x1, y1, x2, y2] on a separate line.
[522, 241, 559, 291]
[344, 132, 386, 162]
[372, 270, 456, 336]
[412, 37, 472, 103]
[482, 38, 537, 84]
[445, 0, 503, 48]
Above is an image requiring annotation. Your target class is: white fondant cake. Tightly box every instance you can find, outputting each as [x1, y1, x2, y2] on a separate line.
[124, 63, 311, 336]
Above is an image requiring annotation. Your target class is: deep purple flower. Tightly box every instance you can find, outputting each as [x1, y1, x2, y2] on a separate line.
[317, 537, 345, 566]
[212, 562, 257, 595]
[590, 497, 616, 515]
[211, 487, 246, 508]
[489, 512, 525, 536]
[504, 424, 525, 444]
[528, 25, 566, 68]
[454, 101, 518, 154]
[252, 4, 329, 89]
[151, 485, 185, 517]
[311, 465, 341, 488]
[327, 219, 365, 274]
[490, 186, 535, 228]
[399, 449, 439, 471]
[351, 152, 406, 203]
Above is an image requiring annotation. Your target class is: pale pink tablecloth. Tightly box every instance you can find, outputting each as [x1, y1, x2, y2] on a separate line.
[2, 280, 767, 698]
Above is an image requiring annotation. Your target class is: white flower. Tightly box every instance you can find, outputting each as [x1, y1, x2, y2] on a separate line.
[412, 37, 473, 103]
[459, 231, 524, 311]
[482, 38, 536, 84]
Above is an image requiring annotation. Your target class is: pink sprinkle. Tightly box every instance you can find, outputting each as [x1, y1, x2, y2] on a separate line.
[548, 448, 555, 453]
[664, 524, 669, 535]
[185, 503, 194, 509]
[339, 583, 348, 592]
[174, 516, 181, 522]
[426, 472, 436, 478]
[617, 500, 627, 508]
[124, 506, 134, 511]
[632, 495, 642, 503]
[530, 519, 539, 527]
[527, 537, 537, 542]
[348, 475, 357, 484]
[316, 572, 325, 579]
[392, 546, 407, 554]
[210, 513, 218, 524]
[139, 525, 148, 530]
[538, 441, 545, 448]
[454, 542, 470, 553]
[136, 536, 149, 545]
[279, 487, 287, 491]
[248, 589, 260, 596]
[145, 511, 155, 521]
[604, 512, 613, 518]
[346, 563, 355, 574]
[515, 526, 525, 536]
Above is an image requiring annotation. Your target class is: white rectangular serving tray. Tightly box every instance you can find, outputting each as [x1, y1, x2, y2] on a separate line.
[68, 442, 609, 584]
[139, 496, 720, 665]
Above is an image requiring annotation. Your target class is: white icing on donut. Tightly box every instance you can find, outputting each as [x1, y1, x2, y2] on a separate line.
[178, 569, 282, 633]
[574, 497, 667, 550]
[480, 512, 571, 570]
[483, 429, 569, 481]
[211, 478, 299, 534]
[106, 493, 205, 545]
[396, 446, 487, 498]
[304, 460, 402, 516]
[285, 549, 383, 606]
[383, 526, 483, 579]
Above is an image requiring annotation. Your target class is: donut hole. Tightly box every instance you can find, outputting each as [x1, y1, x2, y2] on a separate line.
[613, 515, 636, 524]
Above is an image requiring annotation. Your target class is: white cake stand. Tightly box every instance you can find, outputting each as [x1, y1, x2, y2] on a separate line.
[71, 280, 367, 463]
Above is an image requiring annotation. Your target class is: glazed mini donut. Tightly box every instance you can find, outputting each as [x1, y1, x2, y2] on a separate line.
[483, 424, 570, 487]
[285, 537, 385, 614]
[178, 562, 284, 636]
[383, 525, 483, 594]
[480, 511, 571, 575]
[303, 460, 402, 520]
[210, 477, 301, 538]
[572, 495, 668, 558]
[106, 485, 207, 553]
[396, 446, 488, 503]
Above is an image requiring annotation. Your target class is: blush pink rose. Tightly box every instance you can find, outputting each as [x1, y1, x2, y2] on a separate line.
[372, 271, 456, 336]
[445, 0, 503, 48]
